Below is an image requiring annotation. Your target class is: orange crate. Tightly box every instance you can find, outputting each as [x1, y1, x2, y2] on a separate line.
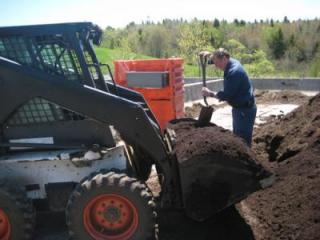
[147, 97, 184, 130]
[113, 58, 185, 130]
[113, 58, 183, 87]
[148, 100, 176, 130]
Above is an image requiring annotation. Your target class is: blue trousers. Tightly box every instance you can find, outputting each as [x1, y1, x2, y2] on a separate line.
[232, 106, 257, 147]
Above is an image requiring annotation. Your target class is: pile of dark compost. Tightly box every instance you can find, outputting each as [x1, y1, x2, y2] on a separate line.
[255, 90, 309, 105]
[240, 93, 320, 240]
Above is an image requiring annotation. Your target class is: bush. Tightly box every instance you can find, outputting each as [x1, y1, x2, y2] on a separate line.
[309, 53, 320, 77]
[244, 60, 275, 77]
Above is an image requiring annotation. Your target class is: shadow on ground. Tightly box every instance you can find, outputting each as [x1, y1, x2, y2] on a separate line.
[35, 206, 254, 240]
[159, 206, 254, 240]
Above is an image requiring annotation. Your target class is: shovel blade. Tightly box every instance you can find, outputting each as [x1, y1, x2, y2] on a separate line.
[197, 106, 214, 127]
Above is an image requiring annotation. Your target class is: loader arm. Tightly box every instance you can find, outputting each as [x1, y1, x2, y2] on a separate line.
[0, 58, 181, 207]
[106, 82, 159, 124]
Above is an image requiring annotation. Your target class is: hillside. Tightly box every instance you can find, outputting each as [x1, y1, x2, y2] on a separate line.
[101, 18, 320, 77]
[95, 47, 198, 76]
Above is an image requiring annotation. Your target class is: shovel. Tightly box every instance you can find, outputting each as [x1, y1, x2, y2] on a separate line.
[197, 55, 214, 127]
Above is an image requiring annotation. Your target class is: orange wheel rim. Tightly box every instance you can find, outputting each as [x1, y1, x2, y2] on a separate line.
[0, 209, 11, 240]
[83, 194, 139, 240]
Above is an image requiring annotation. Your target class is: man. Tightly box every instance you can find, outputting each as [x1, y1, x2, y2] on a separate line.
[200, 48, 256, 147]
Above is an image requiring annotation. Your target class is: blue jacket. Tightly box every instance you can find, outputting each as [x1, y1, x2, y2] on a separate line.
[216, 58, 254, 107]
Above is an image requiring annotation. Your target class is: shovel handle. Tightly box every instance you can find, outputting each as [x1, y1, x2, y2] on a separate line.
[200, 55, 208, 106]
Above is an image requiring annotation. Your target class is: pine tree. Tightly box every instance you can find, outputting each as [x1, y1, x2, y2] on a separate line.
[267, 27, 287, 59]
[213, 18, 220, 28]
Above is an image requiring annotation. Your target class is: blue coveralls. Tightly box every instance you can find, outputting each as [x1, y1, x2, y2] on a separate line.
[216, 58, 256, 147]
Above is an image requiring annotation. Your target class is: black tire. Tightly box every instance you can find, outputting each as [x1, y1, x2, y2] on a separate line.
[126, 147, 151, 181]
[131, 158, 152, 181]
[66, 172, 158, 240]
[79, 168, 123, 184]
[0, 184, 35, 240]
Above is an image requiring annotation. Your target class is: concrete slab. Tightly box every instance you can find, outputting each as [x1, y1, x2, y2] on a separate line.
[184, 77, 320, 102]
[254, 104, 298, 125]
[185, 97, 223, 107]
[203, 104, 299, 130]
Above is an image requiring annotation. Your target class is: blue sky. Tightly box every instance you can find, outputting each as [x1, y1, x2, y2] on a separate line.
[1, 0, 319, 28]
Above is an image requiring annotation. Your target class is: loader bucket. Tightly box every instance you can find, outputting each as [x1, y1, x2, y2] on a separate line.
[167, 118, 273, 221]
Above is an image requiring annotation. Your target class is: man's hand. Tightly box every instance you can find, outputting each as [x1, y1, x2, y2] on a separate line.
[199, 51, 211, 61]
[202, 87, 216, 98]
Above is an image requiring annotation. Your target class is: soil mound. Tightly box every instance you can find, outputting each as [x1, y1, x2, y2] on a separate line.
[254, 94, 320, 165]
[255, 90, 309, 105]
[184, 103, 224, 118]
[170, 120, 256, 164]
[168, 119, 271, 221]
[240, 93, 320, 240]
[184, 103, 203, 118]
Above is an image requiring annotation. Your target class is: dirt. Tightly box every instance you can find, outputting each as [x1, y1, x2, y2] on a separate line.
[158, 206, 255, 240]
[184, 102, 228, 118]
[253, 93, 320, 167]
[169, 119, 258, 165]
[255, 90, 309, 105]
[239, 93, 320, 240]
[166, 119, 272, 221]
[35, 91, 319, 239]
[184, 103, 204, 118]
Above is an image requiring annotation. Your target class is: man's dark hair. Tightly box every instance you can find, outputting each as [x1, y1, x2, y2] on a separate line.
[212, 48, 230, 59]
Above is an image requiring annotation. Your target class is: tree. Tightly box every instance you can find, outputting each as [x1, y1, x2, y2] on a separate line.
[99, 17, 320, 77]
[270, 19, 274, 27]
[146, 27, 169, 58]
[240, 20, 246, 26]
[267, 27, 287, 59]
[126, 22, 136, 29]
[310, 50, 320, 77]
[178, 21, 212, 64]
[223, 39, 274, 76]
[213, 18, 220, 28]
[102, 27, 122, 49]
[288, 34, 296, 47]
[312, 42, 319, 58]
[223, 39, 246, 58]
[209, 28, 223, 48]
[137, 25, 171, 58]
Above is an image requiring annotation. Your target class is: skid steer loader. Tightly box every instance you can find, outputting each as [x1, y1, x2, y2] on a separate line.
[0, 22, 272, 240]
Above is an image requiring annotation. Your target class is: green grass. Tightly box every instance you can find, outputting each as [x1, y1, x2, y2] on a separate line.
[95, 47, 156, 74]
[95, 47, 153, 71]
[95, 47, 305, 78]
[183, 63, 224, 78]
[183, 64, 199, 77]
[95, 47, 220, 77]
